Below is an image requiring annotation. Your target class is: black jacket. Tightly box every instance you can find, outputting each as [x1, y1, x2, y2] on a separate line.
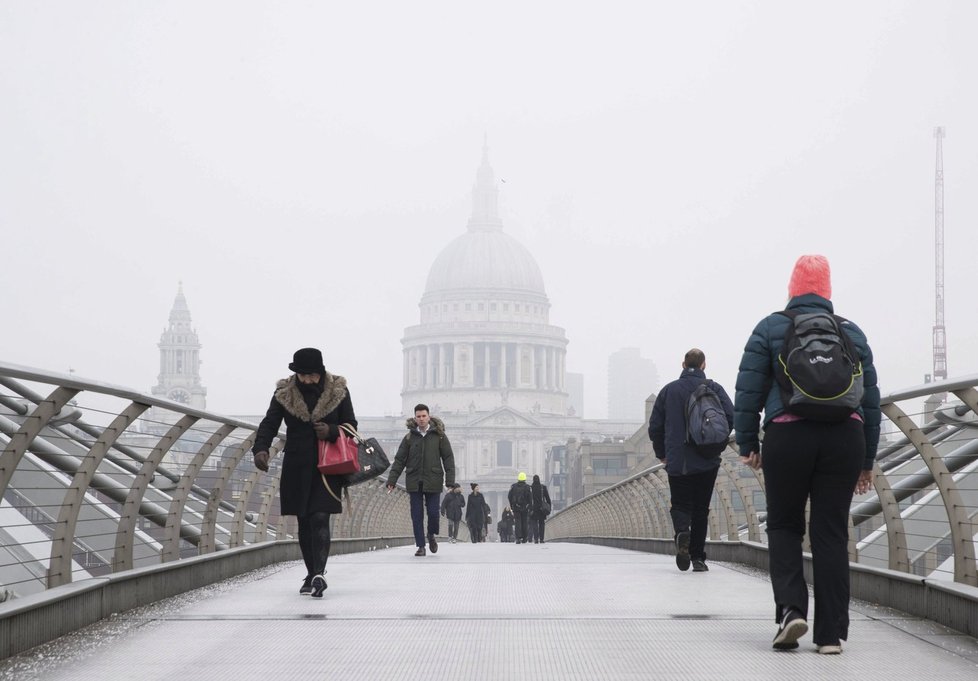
[508, 480, 532, 512]
[531, 483, 552, 517]
[441, 490, 466, 521]
[465, 492, 488, 527]
[648, 367, 734, 477]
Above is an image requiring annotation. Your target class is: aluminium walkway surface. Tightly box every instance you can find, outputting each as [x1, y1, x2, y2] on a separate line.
[2, 542, 978, 680]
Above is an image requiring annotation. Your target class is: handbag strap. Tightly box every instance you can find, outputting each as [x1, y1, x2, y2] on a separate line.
[337, 423, 362, 442]
[321, 474, 352, 512]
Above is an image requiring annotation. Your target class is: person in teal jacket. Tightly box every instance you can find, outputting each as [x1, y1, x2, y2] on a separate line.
[734, 255, 880, 655]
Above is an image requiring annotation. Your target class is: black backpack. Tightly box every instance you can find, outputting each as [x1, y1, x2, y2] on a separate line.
[684, 380, 731, 457]
[511, 483, 531, 511]
[775, 310, 864, 421]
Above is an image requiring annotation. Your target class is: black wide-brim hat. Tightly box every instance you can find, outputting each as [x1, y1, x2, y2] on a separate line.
[289, 347, 326, 374]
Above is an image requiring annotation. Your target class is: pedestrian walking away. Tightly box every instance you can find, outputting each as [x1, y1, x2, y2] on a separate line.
[530, 474, 552, 543]
[386, 404, 456, 556]
[649, 348, 734, 573]
[734, 255, 880, 653]
[508, 472, 532, 544]
[252, 347, 356, 598]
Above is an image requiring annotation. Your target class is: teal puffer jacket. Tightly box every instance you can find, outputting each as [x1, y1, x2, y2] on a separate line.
[734, 294, 881, 469]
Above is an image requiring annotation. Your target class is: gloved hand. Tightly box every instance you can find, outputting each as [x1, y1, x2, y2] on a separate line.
[313, 422, 334, 441]
[253, 450, 270, 472]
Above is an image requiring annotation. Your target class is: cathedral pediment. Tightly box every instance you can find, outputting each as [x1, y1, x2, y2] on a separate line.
[464, 406, 542, 428]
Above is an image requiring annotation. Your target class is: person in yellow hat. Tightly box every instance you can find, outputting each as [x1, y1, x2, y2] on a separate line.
[507, 472, 532, 544]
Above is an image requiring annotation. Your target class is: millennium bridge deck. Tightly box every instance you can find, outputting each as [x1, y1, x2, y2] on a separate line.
[3, 542, 977, 681]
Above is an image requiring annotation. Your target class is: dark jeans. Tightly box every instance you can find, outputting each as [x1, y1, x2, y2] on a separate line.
[409, 484, 441, 548]
[514, 510, 529, 543]
[763, 419, 864, 645]
[297, 511, 331, 576]
[667, 467, 719, 561]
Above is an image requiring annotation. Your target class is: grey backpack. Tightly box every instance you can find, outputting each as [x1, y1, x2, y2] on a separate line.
[684, 381, 731, 457]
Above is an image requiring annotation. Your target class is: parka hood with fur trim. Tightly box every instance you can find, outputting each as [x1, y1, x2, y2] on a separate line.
[404, 415, 446, 435]
[273, 373, 348, 422]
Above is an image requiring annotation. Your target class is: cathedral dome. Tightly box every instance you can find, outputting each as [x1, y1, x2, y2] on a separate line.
[422, 143, 547, 301]
[424, 229, 546, 296]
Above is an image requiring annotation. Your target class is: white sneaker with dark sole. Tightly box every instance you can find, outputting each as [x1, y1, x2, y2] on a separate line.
[772, 610, 808, 650]
[310, 575, 327, 598]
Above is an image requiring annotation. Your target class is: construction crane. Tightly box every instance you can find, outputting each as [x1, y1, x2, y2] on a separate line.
[932, 126, 947, 385]
[924, 127, 948, 419]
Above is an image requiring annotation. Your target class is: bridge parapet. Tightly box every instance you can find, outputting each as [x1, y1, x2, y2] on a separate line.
[548, 375, 978, 635]
[0, 361, 413, 601]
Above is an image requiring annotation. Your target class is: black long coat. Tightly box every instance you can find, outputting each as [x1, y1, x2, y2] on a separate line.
[253, 373, 357, 516]
[465, 492, 488, 530]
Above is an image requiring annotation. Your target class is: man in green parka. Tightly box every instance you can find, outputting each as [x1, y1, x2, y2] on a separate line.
[386, 404, 456, 556]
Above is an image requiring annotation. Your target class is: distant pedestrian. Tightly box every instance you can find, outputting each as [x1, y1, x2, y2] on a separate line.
[508, 472, 532, 544]
[386, 404, 456, 556]
[440, 483, 465, 543]
[252, 347, 356, 598]
[648, 348, 734, 573]
[498, 506, 515, 542]
[735, 255, 880, 653]
[530, 474, 552, 543]
[466, 483, 489, 542]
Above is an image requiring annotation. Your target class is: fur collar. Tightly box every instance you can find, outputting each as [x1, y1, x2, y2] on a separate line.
[405, 415, 446, 435]
[273, 373, 348, 422]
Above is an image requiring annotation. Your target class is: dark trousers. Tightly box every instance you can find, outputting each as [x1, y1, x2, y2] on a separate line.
[447, 518, 460, 539]
[297, 511, 331, 576]
[532, 511, 547, 542]
[763, 419, 864, 645]
[514, 510, 529, 543]
[667, 467, 719, 561]
[409, 484, 441, 548]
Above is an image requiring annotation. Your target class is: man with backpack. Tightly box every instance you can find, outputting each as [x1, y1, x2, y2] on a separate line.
[648, 348, 734, 572]
[734, 255, 879, 654]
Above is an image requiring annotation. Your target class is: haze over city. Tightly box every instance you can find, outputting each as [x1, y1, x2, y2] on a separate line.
[3, 1, 977, 419]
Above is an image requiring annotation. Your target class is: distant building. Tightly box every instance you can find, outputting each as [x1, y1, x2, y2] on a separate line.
[150, 283, 207, 410]
[607, 347, 658, 421]
[565, 372, 584, 417]
[356, 144, 640, 517]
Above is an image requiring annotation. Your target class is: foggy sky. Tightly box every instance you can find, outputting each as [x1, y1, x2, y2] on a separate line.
[2, 1, 977, 420]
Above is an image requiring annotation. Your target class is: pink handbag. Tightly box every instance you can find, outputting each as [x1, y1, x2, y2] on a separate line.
[317, 424, 361, 475]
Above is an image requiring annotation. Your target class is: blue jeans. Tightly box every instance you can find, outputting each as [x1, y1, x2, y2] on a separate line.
[409, 484, 441, 548]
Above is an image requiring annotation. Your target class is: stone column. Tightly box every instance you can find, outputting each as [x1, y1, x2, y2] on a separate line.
[500, 343, 508, 388]
[484, 344, 491, 387]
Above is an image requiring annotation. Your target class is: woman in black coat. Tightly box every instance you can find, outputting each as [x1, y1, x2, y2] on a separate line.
[465, 483, 488, 543]
[252, 347, 357, 599]
[530, 474, 552, 543]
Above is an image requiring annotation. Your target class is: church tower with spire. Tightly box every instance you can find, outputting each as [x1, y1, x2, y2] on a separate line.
[151, 283, 207, 410]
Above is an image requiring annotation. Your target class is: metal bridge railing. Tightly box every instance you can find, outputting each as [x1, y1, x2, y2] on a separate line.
[0, 361, 413, 600]
[548, 374, 978, 589]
